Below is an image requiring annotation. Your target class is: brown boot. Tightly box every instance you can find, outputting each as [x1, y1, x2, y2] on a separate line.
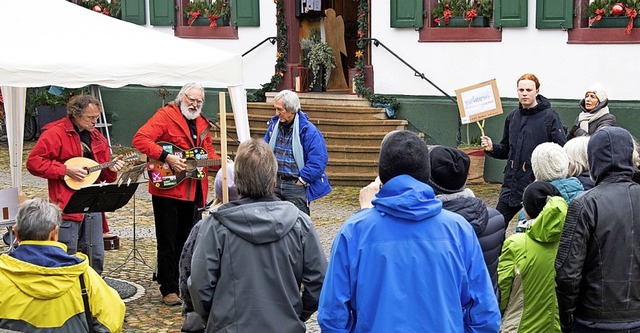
[162, 293, 182, 306]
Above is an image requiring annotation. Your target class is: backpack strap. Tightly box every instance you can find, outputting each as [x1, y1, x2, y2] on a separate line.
[79, 273, 96, 333]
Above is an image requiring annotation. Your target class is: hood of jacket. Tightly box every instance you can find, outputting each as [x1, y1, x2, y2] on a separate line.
[0, 241, 88, 300]
[213, 196, 300, 245]
[588, 126, 635, 185]
[519, 94, 551, 115]
[550, 177, 584, 203]
[437, 188, 489, 235]
[526, 196, 567, 243]
[372, 174, 442, 221]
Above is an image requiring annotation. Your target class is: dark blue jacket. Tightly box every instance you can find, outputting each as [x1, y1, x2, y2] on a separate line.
[439, 190, 505, 296]
[488, 95, 567, 207]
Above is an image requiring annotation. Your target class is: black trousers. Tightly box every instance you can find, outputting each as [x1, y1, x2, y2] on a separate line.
[496, 200, 522, 227]
[152, 195, 200, 296]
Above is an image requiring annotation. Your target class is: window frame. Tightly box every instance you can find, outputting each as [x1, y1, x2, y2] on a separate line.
[419, 0, 502, 42]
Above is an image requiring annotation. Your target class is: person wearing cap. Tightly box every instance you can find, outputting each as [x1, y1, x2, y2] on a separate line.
[555, 127, 640, 333]
[426, 146, 505, 297]
[318, 130, 500, 333]
[178, 162, 240, 332]
[189, 138, 326, 333]
[498, 181, 567, 333]
[567, 83, 616, 140]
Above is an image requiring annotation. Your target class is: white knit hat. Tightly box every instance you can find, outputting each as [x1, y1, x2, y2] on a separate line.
[531, 142, 569, 181]
[586, 83, 608, 102]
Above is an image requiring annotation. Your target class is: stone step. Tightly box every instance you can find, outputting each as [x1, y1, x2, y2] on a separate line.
[248, 102, 387, 120]
[211, 136, 380, 162]
[265, 92, 371, 107]
[212, 126, 389, 147]
[326, 171, 378, 187]
[223, 113, 406, 133]
[327, 158, 378, 174]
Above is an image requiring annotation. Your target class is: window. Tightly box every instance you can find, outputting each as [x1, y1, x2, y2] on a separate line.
[568, 0, 640, 44]
[419, 0, 502, 42]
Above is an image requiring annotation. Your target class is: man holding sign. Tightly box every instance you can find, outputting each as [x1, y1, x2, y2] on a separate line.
[481, 73, 566, 224]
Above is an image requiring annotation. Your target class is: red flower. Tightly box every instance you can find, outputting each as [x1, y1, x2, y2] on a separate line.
[92, 5, 102, 12]
[187, 10, 202, 26]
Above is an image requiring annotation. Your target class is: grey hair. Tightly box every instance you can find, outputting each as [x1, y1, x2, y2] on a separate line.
[274, 90, 301, 113]
[67, 95, 101, 118]
[15, 198, 61, 241]
[564, 136, 590, 177]
[234, 138, 278, 199]
[174, 82, 205, 104]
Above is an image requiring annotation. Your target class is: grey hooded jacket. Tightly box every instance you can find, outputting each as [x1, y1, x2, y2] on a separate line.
[189, 196, 327, 333]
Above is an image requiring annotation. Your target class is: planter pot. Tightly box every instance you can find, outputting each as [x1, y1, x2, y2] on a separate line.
[310, 67, 326, 92]
[439, 16, 490, 28]
[216, 16, 230, 27]
[190, 16, 210, 26]
[590, 16, 640, 28]
[459, 147, 485, 184]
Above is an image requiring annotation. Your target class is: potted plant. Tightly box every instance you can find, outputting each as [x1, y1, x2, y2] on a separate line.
[457, 134, 486, 184]
[185, 0, 230, 28]
[79, 0, 122, 19]
[305, 37, 336, 92]
[587, 0, 640, 33]
[432, 0, 493, 28]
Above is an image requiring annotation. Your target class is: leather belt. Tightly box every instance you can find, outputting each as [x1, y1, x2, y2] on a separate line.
[277, 174, 298, 181]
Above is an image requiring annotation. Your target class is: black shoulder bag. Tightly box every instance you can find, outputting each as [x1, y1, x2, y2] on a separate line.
[79, 273, 96, 333]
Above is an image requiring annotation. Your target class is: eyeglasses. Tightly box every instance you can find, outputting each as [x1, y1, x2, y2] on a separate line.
[185, 95, 204, 105]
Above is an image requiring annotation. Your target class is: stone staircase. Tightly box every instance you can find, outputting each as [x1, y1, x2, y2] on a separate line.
[210, 92, 408, 186]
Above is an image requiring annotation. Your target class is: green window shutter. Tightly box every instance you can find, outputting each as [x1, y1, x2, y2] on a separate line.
[390, 0, 423, 28]
[495, 0, 528, 27]
[121, 0, 146, 25]
[231, 0, 260, 27]
[536, 0, 573, 29]
[149, 0, 174, 26]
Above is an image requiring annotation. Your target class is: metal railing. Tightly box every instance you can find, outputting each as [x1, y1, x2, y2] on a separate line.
[360, 38, 461, 143]
[360, 37, 456, 104]
[242, 37, 277, 57]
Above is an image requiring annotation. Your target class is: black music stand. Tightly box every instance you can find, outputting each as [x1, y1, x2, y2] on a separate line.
[109, 163, 153, 274]
[64, 182, 138, 271]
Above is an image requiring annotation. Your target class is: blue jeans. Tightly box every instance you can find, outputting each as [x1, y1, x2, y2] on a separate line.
[275, 179, 309, 216]
[59, 212, 104, 275]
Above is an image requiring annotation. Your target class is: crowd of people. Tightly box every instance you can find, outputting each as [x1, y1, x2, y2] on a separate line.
[1, 78, 640, 332]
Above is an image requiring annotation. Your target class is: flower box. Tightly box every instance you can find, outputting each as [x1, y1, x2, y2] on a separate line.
[590, 16, 640, 28]
[438, 16, 490, 28]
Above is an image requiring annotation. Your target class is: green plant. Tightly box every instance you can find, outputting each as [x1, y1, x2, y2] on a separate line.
[432, 0, 493, 25]
[586, 0, 640, 18]
[184, 0, 229, 27]
[79, 0, 121, 19]
[26, 86, 91, 114]
[305, 37, 336, 87]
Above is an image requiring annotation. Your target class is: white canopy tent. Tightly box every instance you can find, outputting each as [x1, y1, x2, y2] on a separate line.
[0, 0, 250, 190]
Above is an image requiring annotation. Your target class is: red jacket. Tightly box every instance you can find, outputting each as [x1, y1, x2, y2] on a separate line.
[26, 117, 116, 222]
[132, 104, 218, 207]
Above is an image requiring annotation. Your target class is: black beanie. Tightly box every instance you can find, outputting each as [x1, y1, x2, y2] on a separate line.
[522, 181, 561, 219]
[427, 146, 470, 194]
[378, 131, 430, 184]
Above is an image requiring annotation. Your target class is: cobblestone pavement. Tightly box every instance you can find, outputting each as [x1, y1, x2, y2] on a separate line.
[0, 142, 501, 332]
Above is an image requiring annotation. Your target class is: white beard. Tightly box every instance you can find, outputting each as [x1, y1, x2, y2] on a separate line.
[181, 103, 202, 120]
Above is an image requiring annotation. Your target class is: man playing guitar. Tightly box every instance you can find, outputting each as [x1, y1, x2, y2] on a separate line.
[26, 95, 124, 275]
[132, 82, 220, 306]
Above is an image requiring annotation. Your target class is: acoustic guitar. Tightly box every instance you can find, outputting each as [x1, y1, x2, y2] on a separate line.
[146, 142, 220, 189]
[64, 152, 140, 190]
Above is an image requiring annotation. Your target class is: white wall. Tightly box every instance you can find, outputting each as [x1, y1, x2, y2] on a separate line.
[143, 1, 639, 100]
[373, 2, 640, 100]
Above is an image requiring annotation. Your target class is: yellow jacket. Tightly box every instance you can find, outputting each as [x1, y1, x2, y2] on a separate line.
[0, 241, 125, 332]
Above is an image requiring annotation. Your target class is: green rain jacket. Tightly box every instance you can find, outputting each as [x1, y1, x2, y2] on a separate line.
[498, 196, 568, 333]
